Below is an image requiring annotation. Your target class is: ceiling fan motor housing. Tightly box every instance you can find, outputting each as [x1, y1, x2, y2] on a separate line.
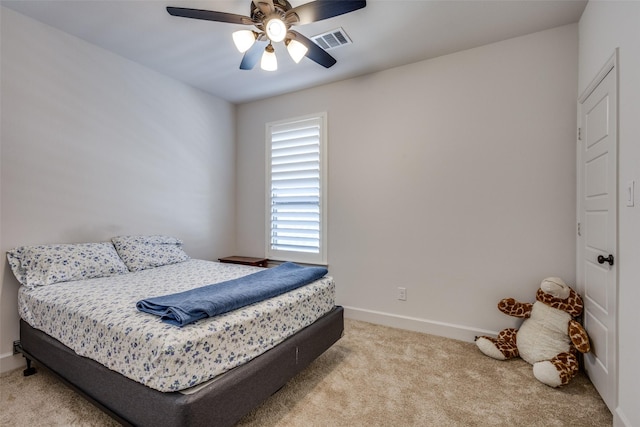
[251, 0, 292, 24]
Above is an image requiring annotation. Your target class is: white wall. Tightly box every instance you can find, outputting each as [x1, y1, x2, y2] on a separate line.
[237, 25, 579, 340]
[0, 8, 236, 372]
[579, 3, 640, 426]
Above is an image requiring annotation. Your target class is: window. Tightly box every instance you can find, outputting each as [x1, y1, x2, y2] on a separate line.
[266, 113, 327, 265]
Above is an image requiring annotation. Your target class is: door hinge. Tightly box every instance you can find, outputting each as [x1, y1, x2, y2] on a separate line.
[578, 127, 582, 141]
[577, 222, 582, 237]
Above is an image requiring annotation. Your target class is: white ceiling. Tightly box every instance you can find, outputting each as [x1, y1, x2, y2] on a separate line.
[1, 0, 587, 104]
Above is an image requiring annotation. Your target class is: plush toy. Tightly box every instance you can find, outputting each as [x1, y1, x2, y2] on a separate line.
[476, 277, 590, 387]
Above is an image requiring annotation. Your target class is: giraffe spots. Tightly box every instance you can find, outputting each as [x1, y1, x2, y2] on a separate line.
[549, 352, 579, 386]
[498, 298, 532, 318]
[569, 320, 591, 353]
[536, 288, 583, 317]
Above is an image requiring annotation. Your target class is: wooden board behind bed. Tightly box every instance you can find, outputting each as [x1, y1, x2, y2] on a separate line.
[19, 306, 344, 427]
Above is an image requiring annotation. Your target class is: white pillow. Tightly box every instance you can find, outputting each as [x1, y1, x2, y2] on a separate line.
[111, 235, 190, 272]
[6, 242, 129, 288]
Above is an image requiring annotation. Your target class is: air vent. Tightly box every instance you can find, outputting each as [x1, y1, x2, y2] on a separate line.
[311, 28, 352, 50]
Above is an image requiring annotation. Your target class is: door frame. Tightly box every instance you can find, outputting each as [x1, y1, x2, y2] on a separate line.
[576, 49, 619, 410]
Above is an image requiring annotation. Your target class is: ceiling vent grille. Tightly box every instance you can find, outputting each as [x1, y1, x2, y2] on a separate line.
[311, 28, 352, 50]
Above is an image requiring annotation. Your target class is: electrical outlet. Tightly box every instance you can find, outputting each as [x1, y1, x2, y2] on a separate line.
[397, 287, 407, 301]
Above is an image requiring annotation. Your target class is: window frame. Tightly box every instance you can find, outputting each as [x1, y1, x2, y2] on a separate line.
[264, 112, 328, 265]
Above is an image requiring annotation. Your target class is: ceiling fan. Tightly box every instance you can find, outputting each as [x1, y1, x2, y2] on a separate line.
[167, 0, 366, 71]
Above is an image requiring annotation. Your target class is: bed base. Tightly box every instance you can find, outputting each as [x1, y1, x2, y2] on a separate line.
[13, 340, 37, 376]
[18, 306, 344, 427]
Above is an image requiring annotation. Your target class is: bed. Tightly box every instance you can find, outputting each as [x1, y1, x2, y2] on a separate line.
[8, 236, 343, 426]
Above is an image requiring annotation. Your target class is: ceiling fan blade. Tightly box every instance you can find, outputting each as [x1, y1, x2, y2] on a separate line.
[240, 41, 268, 70]
[167, 7, 254, 25]
[289, 30, 337, 68]
[286, 0, 366, 25]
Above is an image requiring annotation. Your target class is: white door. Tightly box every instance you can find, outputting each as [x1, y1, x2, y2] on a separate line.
[577, 55, 617, 411]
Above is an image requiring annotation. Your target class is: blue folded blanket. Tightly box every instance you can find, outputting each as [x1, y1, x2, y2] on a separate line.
[136, 262, 328, 327]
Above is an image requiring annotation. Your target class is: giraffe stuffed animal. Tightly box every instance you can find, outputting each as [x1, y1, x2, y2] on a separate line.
[475, 277, 591, 387]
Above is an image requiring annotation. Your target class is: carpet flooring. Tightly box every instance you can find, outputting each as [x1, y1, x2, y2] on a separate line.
[1, 319, 612, 426]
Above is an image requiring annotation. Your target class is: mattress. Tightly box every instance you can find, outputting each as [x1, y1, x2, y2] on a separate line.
[18, 259, 335, 392]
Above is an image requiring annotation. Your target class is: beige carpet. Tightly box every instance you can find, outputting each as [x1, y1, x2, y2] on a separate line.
[1, 319, 611, 426]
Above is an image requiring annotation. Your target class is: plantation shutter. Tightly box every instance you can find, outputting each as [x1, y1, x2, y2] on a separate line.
[268, 116, 324, 260]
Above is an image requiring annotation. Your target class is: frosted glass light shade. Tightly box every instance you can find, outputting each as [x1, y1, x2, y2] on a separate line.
[265, 18, 286, 43]
[261, 45, 277, 71]
[232, 30, 256, 53]
[286, 39, 308, 63]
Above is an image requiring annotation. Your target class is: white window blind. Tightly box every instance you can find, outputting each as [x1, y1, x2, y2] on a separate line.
[266, 114, 327, 264]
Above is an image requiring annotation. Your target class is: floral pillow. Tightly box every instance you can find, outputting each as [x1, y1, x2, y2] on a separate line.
[6, 242, 130, 288]
[111, 235, 190, 272]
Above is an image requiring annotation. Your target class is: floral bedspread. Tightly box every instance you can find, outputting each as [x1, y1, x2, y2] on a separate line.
[18, 259, 335, 392]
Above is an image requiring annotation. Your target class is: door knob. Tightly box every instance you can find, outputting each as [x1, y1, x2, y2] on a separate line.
[597, 254, 614, 266]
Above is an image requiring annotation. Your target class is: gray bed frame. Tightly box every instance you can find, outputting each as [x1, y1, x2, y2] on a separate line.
[18, 306, 344, 426]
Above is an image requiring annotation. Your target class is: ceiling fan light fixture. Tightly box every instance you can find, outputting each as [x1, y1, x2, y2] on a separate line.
[286, 39, 308, 63]
[167, 0, 367, 71]
[261, 44, 278, 71]
[232, 30, 256, 53]
[265, 18, 287, 43]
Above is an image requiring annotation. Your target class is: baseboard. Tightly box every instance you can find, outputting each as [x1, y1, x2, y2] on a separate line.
[343, 306, 496, 343]
[0, 351, 25, 374]
[614, 406, 631, 427]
